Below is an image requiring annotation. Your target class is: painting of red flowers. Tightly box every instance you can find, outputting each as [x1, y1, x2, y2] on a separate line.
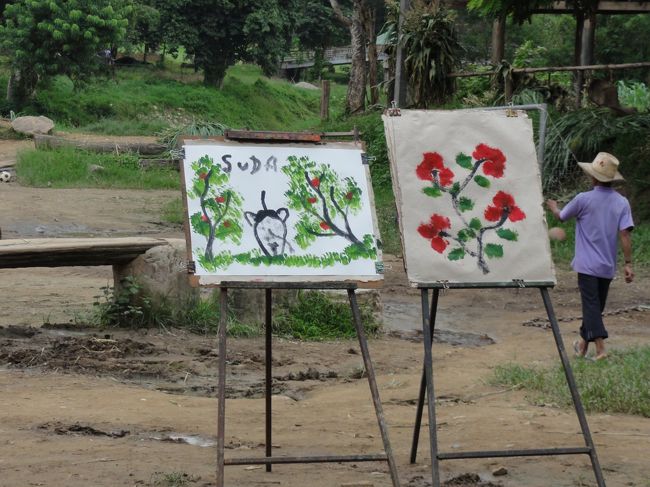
[383, 109, 556, 285]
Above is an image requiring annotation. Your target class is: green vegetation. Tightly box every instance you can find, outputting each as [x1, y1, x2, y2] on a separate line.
[491, 346, 650, 417]
[16, 146, 179, 189]
[273, 290, 380, 340]
[151, 471, 200, 487]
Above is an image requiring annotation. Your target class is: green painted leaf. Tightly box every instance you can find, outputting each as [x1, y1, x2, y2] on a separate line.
[496, 228, 518, 241]
[423, 186, 442, 198]
[469, 218, 482, 230]
[485, 243, 504, 259]
[450, 182, 461, 196]
[458, 229, 476, 242]
[456, 153, 473, 170]
[474, 175, 490, 188]
[459, 197, 474, 212]
[448, 248, 465, 261]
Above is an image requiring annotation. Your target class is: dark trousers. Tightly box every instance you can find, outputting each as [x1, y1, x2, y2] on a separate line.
[578, 273, 611, 342]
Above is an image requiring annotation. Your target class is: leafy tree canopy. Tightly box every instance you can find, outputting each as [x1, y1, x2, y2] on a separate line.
[0, 0, 130, 81]
[168, 0, 299, 87]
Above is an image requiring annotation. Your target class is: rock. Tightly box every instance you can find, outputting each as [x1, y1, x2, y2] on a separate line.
[113, 238, 199, 308]
[492, 466, 508, 476]
[11, 116, 55, 136]
[88, 164, 104, 173]
[294, 81, 319, 90]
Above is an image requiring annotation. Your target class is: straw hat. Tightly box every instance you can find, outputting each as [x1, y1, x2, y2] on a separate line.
[578, 152, 624, 182]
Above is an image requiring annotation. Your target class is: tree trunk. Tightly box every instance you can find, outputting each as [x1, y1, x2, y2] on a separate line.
[6, 68, 37, 108]
[491, 16, 506, 65]
[574, 11, 585, 108]
[330, 0, 367, 114]
[363, 3, 379, 106]
[203, 60, 229, 88]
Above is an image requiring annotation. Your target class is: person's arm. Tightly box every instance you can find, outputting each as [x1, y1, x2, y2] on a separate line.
[545, 199, 561, 220]
[620, 228, 634, 283]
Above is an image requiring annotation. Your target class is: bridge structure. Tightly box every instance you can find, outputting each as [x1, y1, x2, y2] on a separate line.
[280, 46, 389, 79]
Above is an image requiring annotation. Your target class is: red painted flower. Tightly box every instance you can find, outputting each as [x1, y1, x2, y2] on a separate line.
[345, 191, 354, 200]
[416, 152, 455, 187]
[311, 177, 321, 188]
[320, 222, 330, 231]
[473, 144, 506, 178]
[484, 191, 526, 222]
[201, 214, 209, 222]
[223, 220, 231, 228]
[215, 196, 226, 203]
[307, 197, 318, 204]
[198, 172, 208, 180]
[417, 214, 452, 253]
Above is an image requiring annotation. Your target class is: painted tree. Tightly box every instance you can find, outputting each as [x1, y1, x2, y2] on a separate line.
[282, 155, 374, 254]
[416, 144, 526, 274]
[0, 0, 130, 106]
[189, 155, 244, 261]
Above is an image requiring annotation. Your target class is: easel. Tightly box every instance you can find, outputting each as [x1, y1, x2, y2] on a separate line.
[181, 130, 400, 487]
[215, 282, 399, 487]
[409, 282, 606, 487]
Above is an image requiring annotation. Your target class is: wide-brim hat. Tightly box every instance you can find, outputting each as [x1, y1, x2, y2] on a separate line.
[578, 152, 624, 182]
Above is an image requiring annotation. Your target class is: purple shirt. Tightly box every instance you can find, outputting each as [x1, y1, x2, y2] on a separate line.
[560, 186, 634, 279]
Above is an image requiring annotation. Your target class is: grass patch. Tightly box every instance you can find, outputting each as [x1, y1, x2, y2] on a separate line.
[23, 65, 323, 135]
[161, 197, 185, 225]
[16, 147, 180, 190]
[491, 346, 650, 416]
[273, 290, 380, 341]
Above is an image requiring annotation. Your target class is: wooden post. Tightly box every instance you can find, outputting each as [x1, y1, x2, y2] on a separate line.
[393, 0, 411, 107]
[491, 16, 506, 65]
[320, 80, 330, 122]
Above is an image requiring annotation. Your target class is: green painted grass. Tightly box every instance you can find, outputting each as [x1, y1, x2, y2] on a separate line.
[491, 346, 650, 417]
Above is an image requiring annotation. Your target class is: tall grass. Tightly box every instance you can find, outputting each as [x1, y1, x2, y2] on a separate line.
[491, 346, 650, 417]
[16, 147, 179, 190]
[20, 65, 323, 135]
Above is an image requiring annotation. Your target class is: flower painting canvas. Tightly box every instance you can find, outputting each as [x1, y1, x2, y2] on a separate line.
[383, 109, 555, 286]
[181, 139, 382, 286]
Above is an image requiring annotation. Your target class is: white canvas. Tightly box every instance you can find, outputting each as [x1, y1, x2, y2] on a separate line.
[181, 140, 382, 284]
[383, 109, 556, 286]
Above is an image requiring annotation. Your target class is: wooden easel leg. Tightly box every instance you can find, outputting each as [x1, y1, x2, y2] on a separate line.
[347, 289, 401, 487]
[410, 288, 439, 464]
[417, 289, 441, 487]
[216, 287, 228, 487]
[265, 288, 273, 472]
[540, 287, 607, 487]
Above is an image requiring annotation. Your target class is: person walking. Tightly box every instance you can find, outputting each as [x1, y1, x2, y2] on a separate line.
[546, 152, 634, 360]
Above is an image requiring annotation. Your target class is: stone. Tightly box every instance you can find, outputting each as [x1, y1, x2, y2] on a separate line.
[11, 116, 55, 136]
[294, 81, 319, 90]
[492, 466, 508, 476]
[88, 164, 104, 173]
[113, 238, 199, 308]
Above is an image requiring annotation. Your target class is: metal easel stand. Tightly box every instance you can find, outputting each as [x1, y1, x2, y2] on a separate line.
[215, 282, 400, 487]
[409, 283, 606, 487]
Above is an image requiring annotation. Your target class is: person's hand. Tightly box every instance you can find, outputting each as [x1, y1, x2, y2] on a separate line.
[546, 199, 558, 212]
[624, 263, 634, 283]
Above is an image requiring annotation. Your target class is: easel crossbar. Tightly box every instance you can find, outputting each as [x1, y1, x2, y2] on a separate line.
[437, 447, 592, 460]
[225, 454, 389, 465]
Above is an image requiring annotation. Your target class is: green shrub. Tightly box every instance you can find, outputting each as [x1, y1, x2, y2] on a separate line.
[273, 291, 380, 340]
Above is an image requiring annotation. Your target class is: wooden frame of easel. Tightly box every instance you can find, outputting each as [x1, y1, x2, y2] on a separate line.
[409, 282, 606, 487]
[179, 130, 400, 487]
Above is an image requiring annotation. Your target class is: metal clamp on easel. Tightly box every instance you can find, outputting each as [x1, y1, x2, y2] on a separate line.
[387, 101, 401, 117]
[505, 102, 518, 117]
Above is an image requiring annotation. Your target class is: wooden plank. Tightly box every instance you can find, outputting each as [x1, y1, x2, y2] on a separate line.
[224, 130, 322, 143]
[33, 134, 167, 155]
[0, 237, 168, 268]
[446, 1, 650, 13]
[449, 61, 650, 78]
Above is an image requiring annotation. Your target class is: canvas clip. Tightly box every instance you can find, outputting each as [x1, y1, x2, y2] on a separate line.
[375, 262, 385, 274]
[513, 279, 526, 288]
[506, 103, 518, 117]
[387, 101, 401, 117]
[187, 260, 196, 274]
[361, 153, 375, 165]
[437, 280, 450, 290]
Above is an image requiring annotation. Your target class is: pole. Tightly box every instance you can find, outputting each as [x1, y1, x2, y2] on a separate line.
[393, 0, 411, 107]
[265, 288, 273, 472]
[216, 287, 228, 487]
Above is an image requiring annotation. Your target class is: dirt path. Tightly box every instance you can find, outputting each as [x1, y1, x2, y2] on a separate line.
[1, 138, 649, 487]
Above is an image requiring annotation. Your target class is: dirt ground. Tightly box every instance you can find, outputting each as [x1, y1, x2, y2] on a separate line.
[1, 139, 649, 487]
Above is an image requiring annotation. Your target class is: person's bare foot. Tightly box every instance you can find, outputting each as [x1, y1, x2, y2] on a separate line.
[573, 339, 588, 357]
[594, 353, 608, 361]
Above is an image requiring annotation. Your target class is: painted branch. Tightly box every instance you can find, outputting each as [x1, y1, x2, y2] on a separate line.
[34, 134, 167, 155]
[0, 237, 167, 268]
[449, 61, 650, 78]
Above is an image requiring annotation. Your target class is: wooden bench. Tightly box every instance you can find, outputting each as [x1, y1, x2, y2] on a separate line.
[0, 237, 168, 268]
